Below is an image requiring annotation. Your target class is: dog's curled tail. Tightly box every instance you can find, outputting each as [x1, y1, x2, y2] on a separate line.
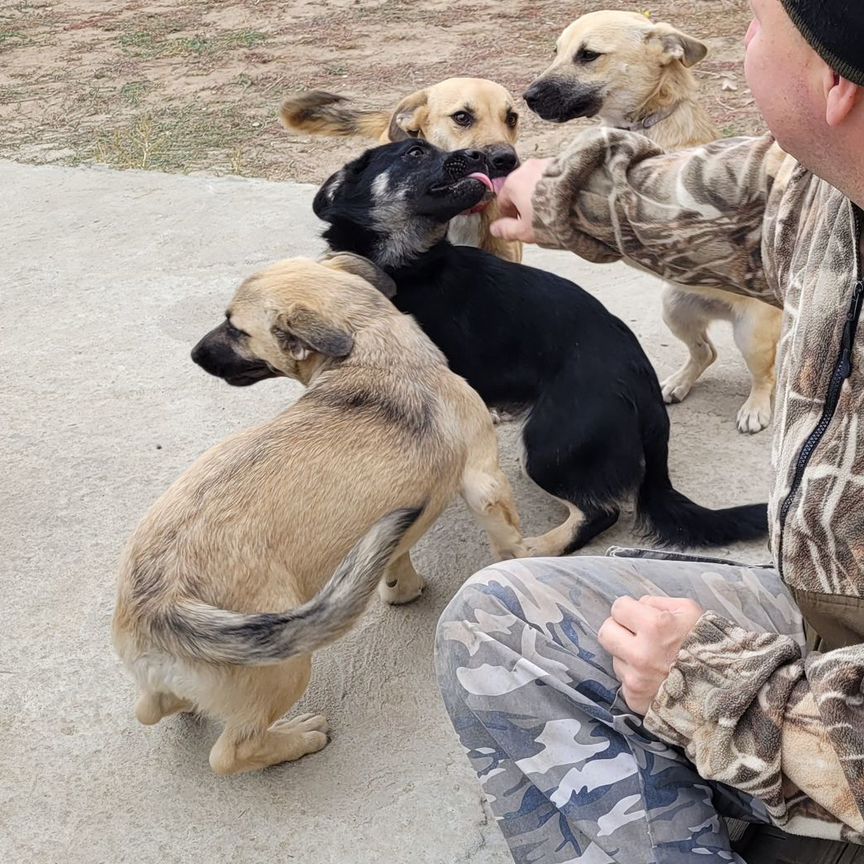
[155, 507, 422, 666]
[637, 434, 768, 547]
[280, 91, 390, 140]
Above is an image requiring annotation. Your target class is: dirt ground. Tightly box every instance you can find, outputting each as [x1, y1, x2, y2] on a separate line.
[1, 0, 761, 184]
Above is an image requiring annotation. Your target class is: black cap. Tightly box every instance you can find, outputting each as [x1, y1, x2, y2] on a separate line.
[780, 0, 864, 86]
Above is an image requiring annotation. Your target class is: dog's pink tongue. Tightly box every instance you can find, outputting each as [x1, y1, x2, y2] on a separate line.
[491, 176, 507, 194]
[468, 172, 495, 193]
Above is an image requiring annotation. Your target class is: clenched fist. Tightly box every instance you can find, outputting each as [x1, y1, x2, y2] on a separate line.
[598, 595, 705, 715]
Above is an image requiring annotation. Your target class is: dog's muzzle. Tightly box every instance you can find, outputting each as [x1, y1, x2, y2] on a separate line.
[523, 79, 604, 123]
[441, 148, 489, 183]
[482, 145, 520, 179]
[191, 328, 278, 387]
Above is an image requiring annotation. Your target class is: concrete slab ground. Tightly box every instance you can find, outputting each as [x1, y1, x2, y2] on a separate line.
[1, 161, 772, 864]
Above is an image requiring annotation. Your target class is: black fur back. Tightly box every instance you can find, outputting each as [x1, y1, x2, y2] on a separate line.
[319, 143, 768, 551]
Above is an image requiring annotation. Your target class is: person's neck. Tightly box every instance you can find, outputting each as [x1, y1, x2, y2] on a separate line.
[841, 129, 864, 210]
[831, 158, 864, 211]
[803, 133, 864, 211]
[819, 170, 864, 211]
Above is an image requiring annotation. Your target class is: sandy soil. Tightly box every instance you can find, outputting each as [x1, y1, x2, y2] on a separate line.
[0, 0, 761, 183]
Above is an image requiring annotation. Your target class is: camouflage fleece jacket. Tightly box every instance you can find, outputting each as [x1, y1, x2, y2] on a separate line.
[532, 130, 864, 841]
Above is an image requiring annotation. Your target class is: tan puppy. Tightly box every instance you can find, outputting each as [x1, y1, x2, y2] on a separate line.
[525, 10, 782, 433]
[281, 78, 523, 263]
[112, 254, 525, 775]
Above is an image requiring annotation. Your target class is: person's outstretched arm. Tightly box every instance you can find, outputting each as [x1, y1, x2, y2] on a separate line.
[493, 128, 788, 306]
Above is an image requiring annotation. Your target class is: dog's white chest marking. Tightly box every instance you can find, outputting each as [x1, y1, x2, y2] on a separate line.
[448, 213, 484, 248]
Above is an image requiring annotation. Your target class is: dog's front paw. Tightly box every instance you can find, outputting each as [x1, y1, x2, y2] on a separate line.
[522, 535, 552, 558]
[378, 572, 425, 605]
[660, 372, 695, 404]
[494, 542, 531, 560]
[272, 713, 330, 758]
[273, 713, 330, 736]
[736, 393, 772, 434]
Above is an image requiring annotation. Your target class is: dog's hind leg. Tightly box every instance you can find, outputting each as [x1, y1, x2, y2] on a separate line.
[135, 690, 194, 725]
[732, 301, 780, 434]
[524, 501, 620, 557]
[210, 714, 329, 775]
[207, 658, 328, 775]
[378, 552, 425, 605]
[461, 434, 526, 560]
[660, 285, 717, 404]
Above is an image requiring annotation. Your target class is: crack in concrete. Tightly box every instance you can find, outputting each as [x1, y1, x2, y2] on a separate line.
[452, 794, 495, 863]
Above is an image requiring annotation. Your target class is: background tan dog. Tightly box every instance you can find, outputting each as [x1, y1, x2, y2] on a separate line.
[113, 254, 525, 775]
[281, 77, 523, 263]
[525, 10, 782, 433]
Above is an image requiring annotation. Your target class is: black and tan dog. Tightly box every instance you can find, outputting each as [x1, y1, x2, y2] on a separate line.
[523, 10, 782, 433]
[281, 77, 522, 263]
[112, 255, 525, 774]
[314, 140, 769, 554]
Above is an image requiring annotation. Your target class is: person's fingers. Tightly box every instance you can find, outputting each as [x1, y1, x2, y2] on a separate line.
[639, 594, 693, 612]
[611, 656, 629, 686]
[497, 158, 550, 216]
[610, 595, 662, 633]
[490, 216, 528, 241]
[639, 594, 675, 610]
[495, 179, 519, 217]
[497, 160, 536, 207]
[639, 595, 704, 624]
[612, 657, 651, 714]
[598, 616, 637, 659]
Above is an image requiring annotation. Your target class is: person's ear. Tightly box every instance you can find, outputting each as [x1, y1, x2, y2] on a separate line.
[825, 74, 860, 128]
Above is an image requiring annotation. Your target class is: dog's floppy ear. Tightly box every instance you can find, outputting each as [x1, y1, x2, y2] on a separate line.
[387, 89, 429, 141]
[313, 149, 377, 220]
[313, 168, 346, 221]
[272, 307, 354, 361]
[319, 252, 397, 299]
[649, 23, 708, 67]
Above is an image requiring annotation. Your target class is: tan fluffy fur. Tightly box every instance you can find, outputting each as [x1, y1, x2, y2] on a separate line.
[281, 78, 522, 263]
[112, 255, 525, 775]
[533, 10, 782, 433]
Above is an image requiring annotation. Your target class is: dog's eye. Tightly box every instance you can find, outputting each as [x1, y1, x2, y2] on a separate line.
[406, 144, 426, 158]
[452, 111, 473, 128]
[506, 111, 519, 129]
[575, 47, 602, 63]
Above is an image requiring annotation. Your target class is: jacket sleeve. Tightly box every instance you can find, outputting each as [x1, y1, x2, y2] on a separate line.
[644, 611, 864, 842]
[532, 128, 788, 307]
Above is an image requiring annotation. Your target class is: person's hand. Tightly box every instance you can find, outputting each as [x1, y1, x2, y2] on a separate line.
[598, 595, 705, 715]
[490, 158, 553, 244]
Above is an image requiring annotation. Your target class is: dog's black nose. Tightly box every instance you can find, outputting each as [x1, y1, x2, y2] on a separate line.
[190, 340, 210, 369]
[460, 148, 484, 164]
[488, 147, 519, 174]
[523, 84, 542, 108]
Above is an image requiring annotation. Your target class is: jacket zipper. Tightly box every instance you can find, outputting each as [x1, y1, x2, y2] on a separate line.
[777, 204, 864, 577]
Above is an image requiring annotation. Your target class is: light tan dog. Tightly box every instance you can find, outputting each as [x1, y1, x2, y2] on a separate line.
[281, 77, 523, 263]
[525, 10, 782, 433]
[112, 254, 525, 775]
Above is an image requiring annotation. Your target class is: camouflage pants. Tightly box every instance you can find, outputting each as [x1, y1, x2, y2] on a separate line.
[435, 552, 805, 864]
